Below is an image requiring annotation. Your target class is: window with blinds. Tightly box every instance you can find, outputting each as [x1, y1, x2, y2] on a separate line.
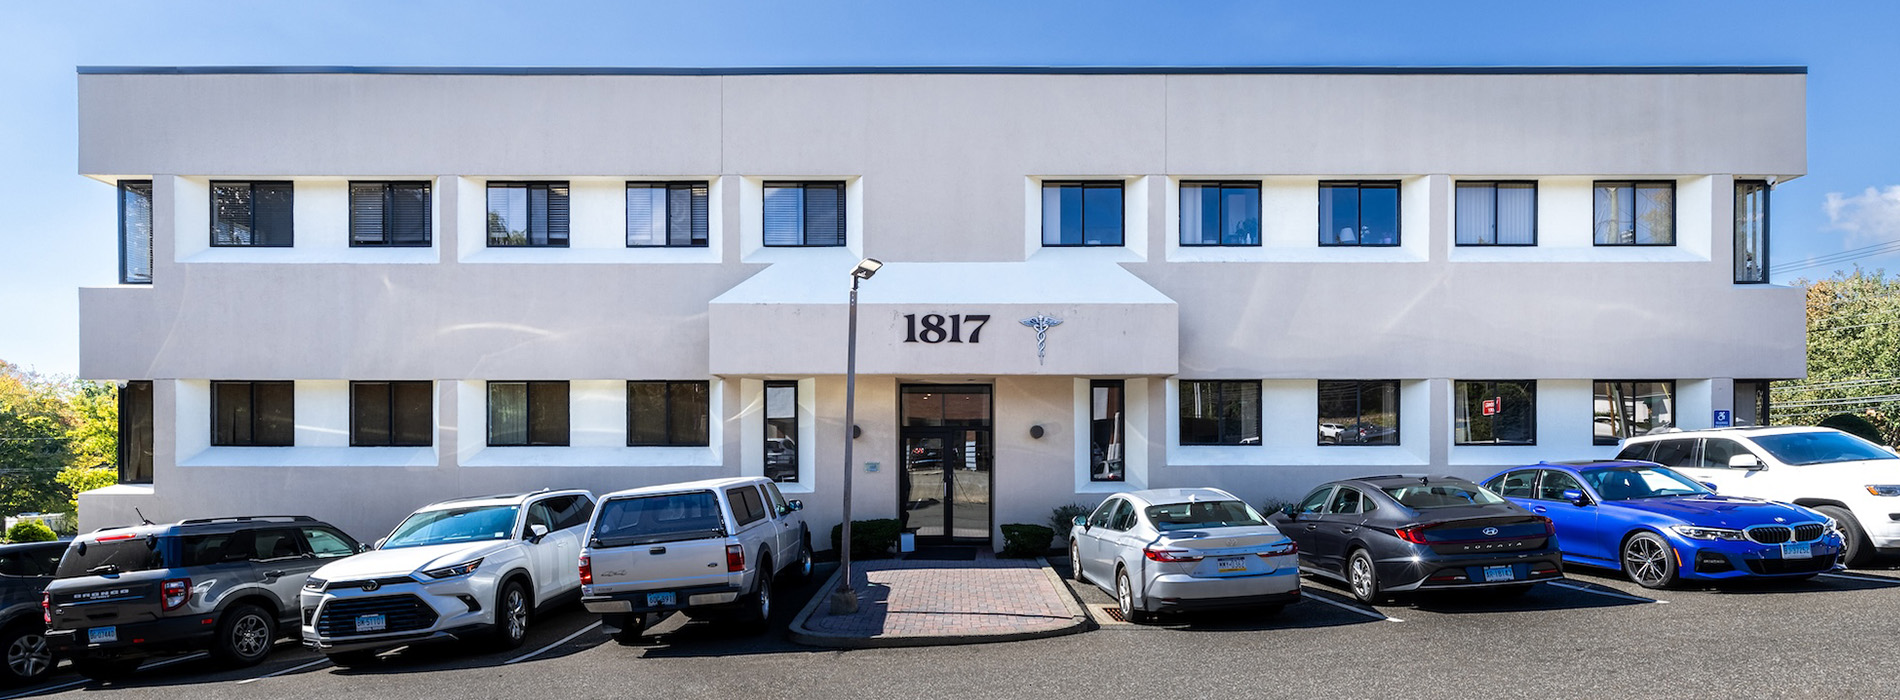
[1735, 181, 1770, 283]
[487, 381, 570, 446]
[351, 381, 434, 446]
[350, 182, 432, 247]
[762, 182, 845, 247]
[1455, 182, 1537, 246]
[1319, 181, 1400, 246]
[211, 181, 295, 247]
[486, 182, 570, 247]
[119, 180, 153, 283]
[626, 182, 710, 247]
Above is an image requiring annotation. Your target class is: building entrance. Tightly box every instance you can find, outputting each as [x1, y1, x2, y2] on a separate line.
[898, 385, 992, 544]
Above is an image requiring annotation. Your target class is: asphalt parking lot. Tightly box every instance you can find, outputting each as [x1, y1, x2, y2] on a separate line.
[6, 559, 1900, 700]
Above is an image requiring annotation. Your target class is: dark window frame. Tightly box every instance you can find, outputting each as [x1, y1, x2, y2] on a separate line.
[117, 380, 154, 483]
[626, 181, 711, 248]
[349, 381, 434, 447]
[1317, 180, 1402, 247]
[1040, 180, 1127, 248]
[1592, 379, 1677, 446]
[485, 181, 571, 248]
[625, 380, 711, 447]
[210, 380, 296, 447]
[1453, 379, 1538, 446]
[1178, 180, 1262, 247]
[348, 180, 433, 247]
[1178, 380, 1263, 447]
[210, 181, 295, 248]
[1592, 180, 1678, 247]
[1317, 380, 1402, 447]
[1089, 379, 1126, 482]
[1453, 180, 1539, 247]
[1734, 180, 1771, 284]
[761, 181, 846, 248]
[485, 380, 571, 447]
[763, 380, 801, 483]
[118, 180, 154, 284]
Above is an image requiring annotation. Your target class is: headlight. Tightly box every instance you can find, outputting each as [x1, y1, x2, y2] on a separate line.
[1670, 525, 1747, 541]
[422, 558, 484, 579]
[1865, 485, 1900, 497]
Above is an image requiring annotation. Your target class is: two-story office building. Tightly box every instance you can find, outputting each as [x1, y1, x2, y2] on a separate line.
[76, 66, 1805, 548]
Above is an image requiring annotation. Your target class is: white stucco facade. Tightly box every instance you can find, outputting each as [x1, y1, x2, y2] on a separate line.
[75, 67, 1807, 549]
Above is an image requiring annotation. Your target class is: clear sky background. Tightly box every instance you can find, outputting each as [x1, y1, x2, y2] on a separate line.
[3, 1, 1897, 376]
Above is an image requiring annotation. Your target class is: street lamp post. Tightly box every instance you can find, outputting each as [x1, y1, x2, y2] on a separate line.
[830, 258, 882, 615]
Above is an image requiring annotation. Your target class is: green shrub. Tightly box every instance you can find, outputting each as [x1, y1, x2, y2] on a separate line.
[1820, 413, 1888, 446]
[1047, 502, 1095, 538]
[6, 520, 56, 544]
[1259, 500, 1297, 517]
[1000, 524, 1056, 558]
[829, 519, 902, 559]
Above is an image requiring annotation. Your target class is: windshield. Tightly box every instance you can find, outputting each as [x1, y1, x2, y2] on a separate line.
[1383, 482, 1505, 509]
[592, 492, 725, 547]
[1144, 500, 1267, 531]
[1750, 431, 1898, 466]
[1582, 466, 1710, 500]
[54, 538, 164, 578]
[383, 506, 520, 549]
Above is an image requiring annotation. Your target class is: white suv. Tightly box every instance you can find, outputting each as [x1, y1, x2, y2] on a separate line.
[300, 489, 595, 664]
[579, 477, 811, 641]
[1618, 427, 1900, 566]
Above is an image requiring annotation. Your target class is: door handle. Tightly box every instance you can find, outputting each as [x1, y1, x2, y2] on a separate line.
[263, 570, 285, 579]
[1533, 506, 1548, 513]
[1340, 527, 1356, 534]
[1305, 524, 1318, 531]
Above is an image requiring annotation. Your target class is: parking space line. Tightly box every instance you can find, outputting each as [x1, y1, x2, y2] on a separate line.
[0, 652, 214, 700]
[1546, 580, 1667, 604]
[505, 620, 603, 664]
[1300, 590, 1403, 622]
[1820, 572, 1900, 584]
[237, 657, 332, 684]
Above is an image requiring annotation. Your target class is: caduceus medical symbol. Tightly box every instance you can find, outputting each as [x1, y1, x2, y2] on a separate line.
[1019, 314, 1063, 365]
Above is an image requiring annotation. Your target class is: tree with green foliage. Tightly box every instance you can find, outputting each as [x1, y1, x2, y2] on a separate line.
[5, 520, 56, 544]
[56, 382, 118, 524]
[0, 361, 74, 515]
[1774, 269, 1900, 445]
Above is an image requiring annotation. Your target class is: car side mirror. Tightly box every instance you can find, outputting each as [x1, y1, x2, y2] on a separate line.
[1700, 482, 1719, 493]
[1279, 505, 1298, 517]
[1071, 515, 1089, 530]
[1561, 489, 1590, 507]
[373, 537, 386, 550]
[529, 524, 550, 542]
[1729, 454, 1765, 470]
[788, 499, 803, 512]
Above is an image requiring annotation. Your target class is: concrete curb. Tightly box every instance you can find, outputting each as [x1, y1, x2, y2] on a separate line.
[787, 556, 1095, 649]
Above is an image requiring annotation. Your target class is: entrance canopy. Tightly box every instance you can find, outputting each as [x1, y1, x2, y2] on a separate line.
[709, 257, 1178, 376]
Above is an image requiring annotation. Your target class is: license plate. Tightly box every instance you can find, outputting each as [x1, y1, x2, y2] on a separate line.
[354, 614, 386, 633]
[645, 592, 677, 608]
[1482, 565, 1515, 582]
[1216, 556, 1247, 573]
[87, 626, 117, 644]
[1782, 543, 1812, 559]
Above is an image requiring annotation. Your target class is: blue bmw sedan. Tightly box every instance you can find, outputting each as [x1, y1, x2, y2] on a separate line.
[1481, 460, 1844, 588]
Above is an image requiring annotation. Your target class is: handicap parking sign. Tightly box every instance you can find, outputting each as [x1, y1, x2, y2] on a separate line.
[1714, 410, 1732, 428]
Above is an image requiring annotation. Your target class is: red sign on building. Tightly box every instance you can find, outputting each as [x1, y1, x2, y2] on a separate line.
[1481, 398, 1500, 416]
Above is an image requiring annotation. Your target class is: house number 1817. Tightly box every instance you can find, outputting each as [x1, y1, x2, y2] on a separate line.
[903, 314, 990, 343]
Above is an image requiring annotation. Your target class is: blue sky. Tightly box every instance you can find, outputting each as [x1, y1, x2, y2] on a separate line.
[3, 1, 1897, 376]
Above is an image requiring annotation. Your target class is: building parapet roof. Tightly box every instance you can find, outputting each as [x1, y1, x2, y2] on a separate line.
[76, 65, 1808, 76]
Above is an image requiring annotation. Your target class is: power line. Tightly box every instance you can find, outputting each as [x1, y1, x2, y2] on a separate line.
[1779, 239, 1900, 274]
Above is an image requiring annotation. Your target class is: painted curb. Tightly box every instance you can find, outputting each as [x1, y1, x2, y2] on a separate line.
[787, 556, 1095, 649]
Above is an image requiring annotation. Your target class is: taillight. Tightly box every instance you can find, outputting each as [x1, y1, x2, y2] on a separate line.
[41, 593, 50, 624]
[161, 578, 190, 611]
[1395, 525, 1432, 544]
[1143, 547, 1202, 563]
[1258, 541, 1298, 558]
[578, 555, 592, 585]
[726, 544, 745, 572]
[1536, 516, 1554, 535]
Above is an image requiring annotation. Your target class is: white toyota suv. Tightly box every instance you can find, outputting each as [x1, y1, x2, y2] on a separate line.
[1618, 427, 1900, 566]
[299, 489, 595, 664]
[579, 477, 811, 641]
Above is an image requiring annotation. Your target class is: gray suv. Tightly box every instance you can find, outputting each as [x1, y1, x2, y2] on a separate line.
[0, 541, 67, 685]
[44, 516, 363, 680]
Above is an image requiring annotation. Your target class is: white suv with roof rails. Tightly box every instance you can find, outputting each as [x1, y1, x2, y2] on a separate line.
[299, 489, 595, 665]
[1618, 426, 1900, 566]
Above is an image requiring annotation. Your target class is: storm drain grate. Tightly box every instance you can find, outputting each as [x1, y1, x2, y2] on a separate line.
[1101, 606, 1125, 622]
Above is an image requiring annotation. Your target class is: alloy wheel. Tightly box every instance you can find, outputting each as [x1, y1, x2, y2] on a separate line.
[1624, 537, 1668, 586]
[7, 633, 51, 679]
[232, 613, 271, 659]
[505, 588, 528, 640]
[1070, 543, 1082, 582]
[1116, 572, 1134, 617]
[1350, 555, 1375, 600]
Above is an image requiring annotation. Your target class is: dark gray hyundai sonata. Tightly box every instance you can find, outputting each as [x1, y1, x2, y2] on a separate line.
[1268, 475, 1564, 603]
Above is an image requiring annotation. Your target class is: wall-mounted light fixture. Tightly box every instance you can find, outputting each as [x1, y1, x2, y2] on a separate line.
[1029, 425, 1045, 439]
[852, 425, 862, 439]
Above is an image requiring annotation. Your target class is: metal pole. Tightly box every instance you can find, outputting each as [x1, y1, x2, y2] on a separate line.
[830, 275, 861, 614]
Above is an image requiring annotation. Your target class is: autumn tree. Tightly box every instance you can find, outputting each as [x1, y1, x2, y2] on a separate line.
[1774, 269, 1900, 445]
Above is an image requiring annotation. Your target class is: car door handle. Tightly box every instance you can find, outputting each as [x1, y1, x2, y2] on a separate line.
[1340, 527, 1356, 534]
[1533, 506, 1548, 513]
[263, 570, 285, 579]
[1305, 524, 1318, 531]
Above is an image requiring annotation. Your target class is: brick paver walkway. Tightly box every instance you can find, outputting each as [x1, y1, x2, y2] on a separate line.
[797, 550, 1083, 642]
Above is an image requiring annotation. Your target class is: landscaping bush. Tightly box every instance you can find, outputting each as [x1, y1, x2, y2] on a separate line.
[1820, 413, 1888, 446]
[6, 520, 56, 544]
[1000, 524, 1056, 558]
[829, 519, 902, 559]
[1259, 500, 1297, 517]
[1047, 502, 1095, 538]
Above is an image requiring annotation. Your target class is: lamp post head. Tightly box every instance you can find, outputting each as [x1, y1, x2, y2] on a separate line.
[851, 258, 883, 280]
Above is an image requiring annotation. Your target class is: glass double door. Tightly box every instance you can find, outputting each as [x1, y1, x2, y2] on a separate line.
[900, 427, 992, 543]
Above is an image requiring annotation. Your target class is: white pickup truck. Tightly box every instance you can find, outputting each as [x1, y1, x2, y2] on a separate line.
[579, 477, 812, 640]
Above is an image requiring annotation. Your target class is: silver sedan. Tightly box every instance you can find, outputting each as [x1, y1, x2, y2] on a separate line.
[1069, 488, 1300, 623]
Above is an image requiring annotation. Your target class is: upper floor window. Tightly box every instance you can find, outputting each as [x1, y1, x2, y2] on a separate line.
[1454, 380, 1535, 446]
[1090, 380, 1125, 482]
[487, 381, 569, 446]
[1179, 380, 1261, 446]
[1180, 181, 1260, 247]
[627, 381, 710, 446]
[1735, 181, 1770, 283]
[487, 182, 569, 247]
[212, 181, 294, 247]
[350, 381, 434, 447]
[628, 182, 710, 248]
[212, 381, 294, 447]
[1455, 181, 1536, 246]
[349, 181, 432, 247]
[1318, 380, 1400, 446]
[1593, 380, 1675, 446]
[763, 182, 845, 247]
[118, 380, 153, 483]
[119, 181, 153, 284]
[1593, 181, 1675, 246]
[1041, 181, 1123, 247]
[1319, 181, 1400, 247]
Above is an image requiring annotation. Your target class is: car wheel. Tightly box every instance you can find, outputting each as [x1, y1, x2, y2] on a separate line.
[742, 568, 773, 631]
[74, 657, 142, 682]
[1622, 531, 1679, 589]
[211, 604, 275, 667]
[1115, 568, 1148, 624]
[1069, 541, 1084, 583]
[0, 624, 54, 685]
[1818, 506, 1874, 568]
[1347, 549, 1384, 604]
[491, 580, 531, 650]
[324, 650, 379, 668]
[790, 533, 814, 583]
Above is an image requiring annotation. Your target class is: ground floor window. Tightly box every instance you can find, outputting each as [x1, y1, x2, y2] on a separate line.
[764, 381, 799, 483]
[212, 381, 294, 446]
[1090, 380, 1125, 481]
[1454, 380, 1535, 445]
[118, 381, 153, 483]
[1318, 380, 1400, 445]
[1593, 380, 1675, 445]
[1179, 380, 1261, 446]
[351, 381, 433, 446]
[627, 381, 710, 446]
[488, 381, 569, 446]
